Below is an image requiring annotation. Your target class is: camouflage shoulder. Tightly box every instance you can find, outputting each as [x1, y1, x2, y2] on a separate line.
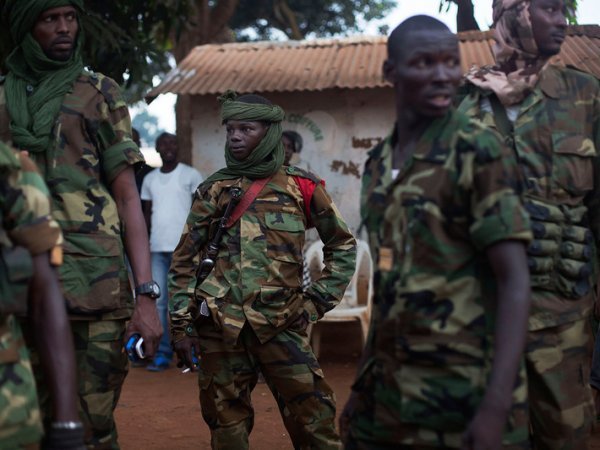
[455, 78, 481, 106]
[82, 70, 127, 111]
[285, 165, 321, 184]
[456, 80, 487, 115]
[562, 64, 600, 83]
[196, 177, 226, 198]
[0, 140, 20, 172]
[453, 109, 503, 161]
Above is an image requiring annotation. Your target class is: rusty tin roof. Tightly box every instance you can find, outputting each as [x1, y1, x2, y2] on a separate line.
[147, 25, 600, 99]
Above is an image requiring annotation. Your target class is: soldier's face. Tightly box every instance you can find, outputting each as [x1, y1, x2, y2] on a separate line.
[225, 120, 269, 161]
[384, 29, 461, 119]
[32, 6, 79, 62]
[157, 135, 178, 163]
[529, 0, 567, 57]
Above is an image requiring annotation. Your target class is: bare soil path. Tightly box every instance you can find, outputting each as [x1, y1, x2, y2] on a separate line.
[115, 323, 360, 450]
[115, 322, 600, 449]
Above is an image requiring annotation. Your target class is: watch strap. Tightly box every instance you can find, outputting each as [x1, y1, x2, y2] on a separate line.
[135, 281, 160, 298]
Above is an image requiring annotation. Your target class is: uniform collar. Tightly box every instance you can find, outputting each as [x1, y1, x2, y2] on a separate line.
[537, 65, 563, 99]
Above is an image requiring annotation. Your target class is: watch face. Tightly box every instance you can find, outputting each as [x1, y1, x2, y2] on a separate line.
[137, 282, 160, 298]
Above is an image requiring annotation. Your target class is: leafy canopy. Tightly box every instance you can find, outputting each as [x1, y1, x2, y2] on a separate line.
[0, 0, 394, 102]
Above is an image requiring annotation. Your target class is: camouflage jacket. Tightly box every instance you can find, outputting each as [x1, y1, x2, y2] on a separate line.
[1, 141, 62, 322]
[358, 109, 531, 445]
[459, 65, 600, 330]
[0, 71, 143, 319]
[0, 143, 60, 446]
[169, 165, 356, 344]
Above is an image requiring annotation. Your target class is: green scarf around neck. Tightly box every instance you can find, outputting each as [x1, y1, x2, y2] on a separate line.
[4, 0, 85, 153]
[205, 91, 285, 183]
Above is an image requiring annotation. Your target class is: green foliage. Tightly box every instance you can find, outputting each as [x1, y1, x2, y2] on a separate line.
[231, 0, 395, 40]
[438, 0, 579, 29]
[132, 109, 161, 147]
[566, 0, 579, 24]
[0, 0, 393, 102]
[0, 0, 191, 102]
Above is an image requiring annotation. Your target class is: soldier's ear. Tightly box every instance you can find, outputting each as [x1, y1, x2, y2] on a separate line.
[383, 59, 396, 83]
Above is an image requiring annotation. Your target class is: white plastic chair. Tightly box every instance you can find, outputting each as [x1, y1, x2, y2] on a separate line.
[305, 239, 373, 357]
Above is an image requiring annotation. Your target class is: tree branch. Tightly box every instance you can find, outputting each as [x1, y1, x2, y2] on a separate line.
[274, 0, 304, 40]
[209, 0, 239, 39]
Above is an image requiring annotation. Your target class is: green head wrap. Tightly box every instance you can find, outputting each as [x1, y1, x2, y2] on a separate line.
[6, 0, 84, 43]
[206, 91, 285, 182]
[4, 0, 85, 154]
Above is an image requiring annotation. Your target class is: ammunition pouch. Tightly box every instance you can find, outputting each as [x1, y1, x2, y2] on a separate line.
[525, 198, 595, 299]
[0, 243, 32, 317]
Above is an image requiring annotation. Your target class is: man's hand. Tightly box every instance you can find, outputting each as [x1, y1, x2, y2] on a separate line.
[174, 335, 201, 372]
[462, 401, 508, 450]
[126, 295, 162, 358]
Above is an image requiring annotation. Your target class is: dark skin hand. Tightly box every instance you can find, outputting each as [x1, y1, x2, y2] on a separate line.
[30, 254, 86, 448]
[29, 252, 79, 422]
[111, 166, 162, 357]
[462, 240, 530, 450]
[141, 200, 152, 235]
[174, 335, 201, 372]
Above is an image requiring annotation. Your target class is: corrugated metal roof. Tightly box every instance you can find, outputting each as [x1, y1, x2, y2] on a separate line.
[147, 25, 600, 99]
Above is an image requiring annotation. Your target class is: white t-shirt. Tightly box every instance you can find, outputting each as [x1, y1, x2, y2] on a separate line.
[141, 163, 203, 252]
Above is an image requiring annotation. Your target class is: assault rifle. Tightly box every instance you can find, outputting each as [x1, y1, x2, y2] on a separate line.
[196, 186, 242, 317]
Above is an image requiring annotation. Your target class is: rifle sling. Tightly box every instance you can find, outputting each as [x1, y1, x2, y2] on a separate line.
[225, 176, 272, 228]
[489, 93, 514, 139]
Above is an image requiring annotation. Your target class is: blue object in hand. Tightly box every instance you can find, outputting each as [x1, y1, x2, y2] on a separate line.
[125, 334, 145, 362]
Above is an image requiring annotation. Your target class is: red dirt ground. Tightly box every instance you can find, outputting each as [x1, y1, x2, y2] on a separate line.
[115, 322, 600, 450]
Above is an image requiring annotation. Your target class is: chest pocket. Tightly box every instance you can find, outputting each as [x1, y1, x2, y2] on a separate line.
[552, 131, 596, 197]
[264, 211, 304, 264]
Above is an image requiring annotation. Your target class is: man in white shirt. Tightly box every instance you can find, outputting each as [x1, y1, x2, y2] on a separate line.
[141, 132, 203, 371]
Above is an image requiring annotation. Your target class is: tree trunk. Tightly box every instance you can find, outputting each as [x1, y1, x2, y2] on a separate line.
[173, 0, 238, 165]
[175, 95, 194, 165]
[455, 0, 480, 31]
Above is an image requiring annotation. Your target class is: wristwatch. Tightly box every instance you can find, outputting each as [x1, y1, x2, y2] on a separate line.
[135, 281, 161, 299]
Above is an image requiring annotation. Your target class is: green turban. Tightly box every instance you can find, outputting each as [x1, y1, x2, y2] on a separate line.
[5, 0, 84, 43]
[206, 91, 286, 182]
[4, 0, 85, 155]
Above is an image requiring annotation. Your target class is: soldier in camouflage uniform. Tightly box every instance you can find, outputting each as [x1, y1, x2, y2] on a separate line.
[0, 1, 162, 448]
[341, 16, 533, 449]
[0, 141, 84, 449]
[169, 91, 356, 449]
[458, 0, 600, 447]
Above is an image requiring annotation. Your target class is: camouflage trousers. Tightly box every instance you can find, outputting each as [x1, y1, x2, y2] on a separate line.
[345, 358, 530, 449]
[27, 319, 128, 450]
[0, 316, 43, 450]
[196, 323, 340, 450]
[526, 318, 595, 449]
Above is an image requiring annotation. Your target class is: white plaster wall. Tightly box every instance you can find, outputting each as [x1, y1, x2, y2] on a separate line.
[189, 88, 395, 234]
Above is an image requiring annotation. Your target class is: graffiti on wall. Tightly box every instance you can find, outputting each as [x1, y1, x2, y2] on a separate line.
[351, 136, 383, 149]
[287, 113, 324, 141]
[330, 160, 361, 179]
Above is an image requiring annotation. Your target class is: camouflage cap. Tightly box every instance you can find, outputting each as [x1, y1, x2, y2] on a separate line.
[492, 0, 529, 24]
[493, 0, 539, 61]
[466, 0, 549, 106]
[5, 0, 84, 43]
